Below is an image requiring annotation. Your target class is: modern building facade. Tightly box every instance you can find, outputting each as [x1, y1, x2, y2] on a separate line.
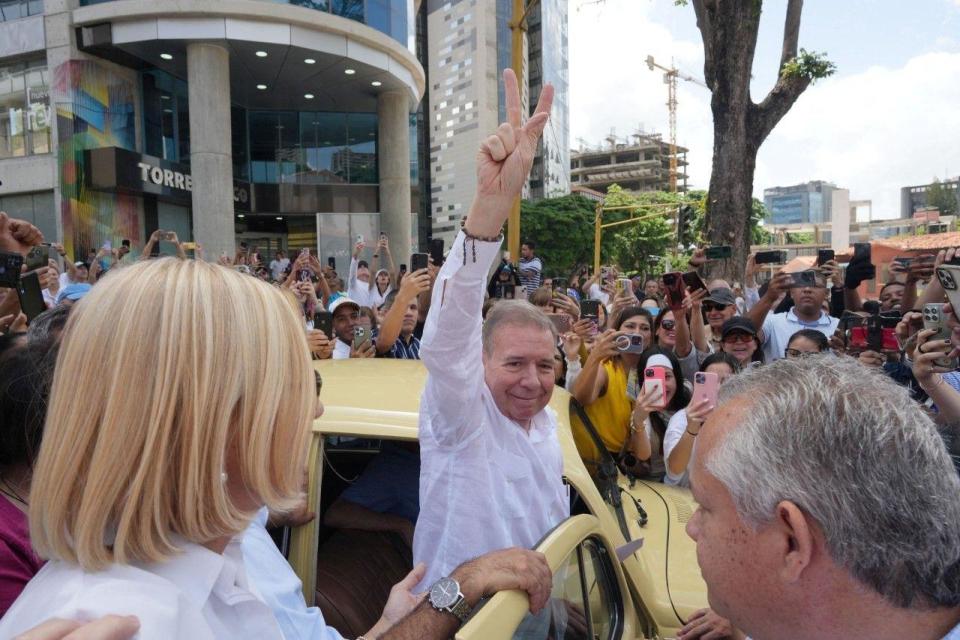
[570, 132, 689, 194]
[901, 177, 960, 219]
[424, 0, 569, 244]
[0, 0, 424, 266]
[763, 180, 838, 226]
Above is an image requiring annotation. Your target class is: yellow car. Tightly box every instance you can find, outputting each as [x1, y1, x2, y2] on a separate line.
[287, 360, 707, 640]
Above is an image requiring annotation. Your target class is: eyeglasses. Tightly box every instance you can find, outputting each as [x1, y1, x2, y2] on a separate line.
[315, 370, 323, 397]
[785, 348, 818, 358]
[723, 333, 754, 344]
[660, 319, 676, 331]
[703, 303, 728, 312]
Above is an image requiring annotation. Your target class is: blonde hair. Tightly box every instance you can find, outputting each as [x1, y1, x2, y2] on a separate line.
[30, 258, 315, 571]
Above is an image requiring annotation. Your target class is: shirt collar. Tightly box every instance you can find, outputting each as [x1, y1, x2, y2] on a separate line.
[140, 535, 234, 605]
[786, 308, 831, 326]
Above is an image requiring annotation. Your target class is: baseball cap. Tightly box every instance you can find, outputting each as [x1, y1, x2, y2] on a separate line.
[720, 316, 758, 338]
[705, 287, 737, 306]
[328, 296, 360, 315]
[74, 261, 87, 268]
[56, 283, 92, 304]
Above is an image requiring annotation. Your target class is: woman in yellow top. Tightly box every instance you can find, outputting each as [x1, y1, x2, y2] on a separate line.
[571, 306, 658, 474]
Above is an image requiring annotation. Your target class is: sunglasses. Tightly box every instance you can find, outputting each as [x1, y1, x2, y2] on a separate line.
[660, 319, 676, 331]
[785, 348, 818, 358]
[723, 332, 754, 344]
[703, 303, 728, 312]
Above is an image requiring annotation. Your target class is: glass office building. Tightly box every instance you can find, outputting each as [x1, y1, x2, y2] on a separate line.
[0, 0, 424, 265]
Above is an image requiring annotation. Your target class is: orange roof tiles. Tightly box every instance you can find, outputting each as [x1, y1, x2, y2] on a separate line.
[872, 232, 960, 251]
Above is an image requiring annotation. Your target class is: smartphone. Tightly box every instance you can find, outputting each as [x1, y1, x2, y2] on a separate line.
[328, 256, 336, 270]
[429, 238, 445, 267]
[25, 245, 49, 271]
[313, 310, 334, 339]
[0, 252, 23, 288]
[615, 334, 645, 354]
[705, 245, 732, 260]
[411, 253, 429, 272]
[816, 249, 835, 266]
[788, 270, 818, 288]
[661, 272, 685, 310]
[693, 371, 719, 407]
[643, 367, 668, 409]
[552, 277, 567, 292]
[616, 278, 633, 296]
[16, 271, 46, 322]
[755, 250, 787, 265]
[355, 234, 364, 245]
[398, 263, 407, 275]
[878, 311, 901, 352]
[853, 242, 871, 263]
[181, 242, 197, 251]
[937, 266, 960, 317]
[547, 313, 572, 336]
[352, 325, 371, 351]
[681, 271, 707, 292]
[580, 299, 600, 321]
[922, 303, 959, 369]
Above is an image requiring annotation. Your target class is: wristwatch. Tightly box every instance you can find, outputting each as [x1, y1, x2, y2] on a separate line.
[428, 576, 471, 624]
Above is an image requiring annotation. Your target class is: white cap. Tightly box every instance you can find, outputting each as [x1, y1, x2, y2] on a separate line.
[328, 296, 360, 315]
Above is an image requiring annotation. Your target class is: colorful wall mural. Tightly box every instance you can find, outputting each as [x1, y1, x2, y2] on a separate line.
[55, 59, 143, 258]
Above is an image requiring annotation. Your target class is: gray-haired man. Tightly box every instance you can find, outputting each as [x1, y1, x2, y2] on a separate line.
[686, 356, 960, 640]
[412, 67, 568, 617]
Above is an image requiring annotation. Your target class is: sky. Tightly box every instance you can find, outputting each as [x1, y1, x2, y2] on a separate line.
[567, 0, 960, 220]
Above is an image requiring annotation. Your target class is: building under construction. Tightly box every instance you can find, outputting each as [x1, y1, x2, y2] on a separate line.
[570, 131, 689, 194]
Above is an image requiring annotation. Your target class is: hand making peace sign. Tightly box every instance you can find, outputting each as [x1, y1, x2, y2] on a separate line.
[464, 69, 554, 239]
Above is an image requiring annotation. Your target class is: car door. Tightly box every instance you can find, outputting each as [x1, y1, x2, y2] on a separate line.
[457, 514, 650, 640]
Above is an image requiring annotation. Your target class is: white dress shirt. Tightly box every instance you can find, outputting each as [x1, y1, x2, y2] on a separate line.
[332, 338, 352, 360]
[242, 509, 345, 640]
[414, 231, 570, 591]
[0, 535, 283, 640]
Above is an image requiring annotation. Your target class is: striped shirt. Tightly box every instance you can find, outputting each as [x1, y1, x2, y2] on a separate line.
[383, 334, 421, 360]
[518, 256, 543, 297]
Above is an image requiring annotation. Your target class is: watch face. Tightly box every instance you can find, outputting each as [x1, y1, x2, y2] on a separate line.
[429, 577, 460, 609]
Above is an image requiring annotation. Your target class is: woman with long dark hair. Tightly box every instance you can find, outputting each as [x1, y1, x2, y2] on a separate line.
[630, 346, 692, 481]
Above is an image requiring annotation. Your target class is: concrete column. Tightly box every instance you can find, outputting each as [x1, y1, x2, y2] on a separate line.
[187, 43, 234, 259]
[377, 90, 412, 263]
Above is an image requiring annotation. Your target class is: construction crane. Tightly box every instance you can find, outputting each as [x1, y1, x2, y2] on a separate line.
[645, 55, 708, 192]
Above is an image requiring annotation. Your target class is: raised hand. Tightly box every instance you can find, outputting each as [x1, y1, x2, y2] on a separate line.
[465, 69, 554, 238]
[0, 211, 43, 256]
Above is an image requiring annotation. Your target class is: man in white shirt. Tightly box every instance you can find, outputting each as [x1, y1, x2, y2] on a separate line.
[745, 271, 838, 363]
[269, 251, 290, 282]
[414, 69, 568, 595]
[328, 297, 375, 360]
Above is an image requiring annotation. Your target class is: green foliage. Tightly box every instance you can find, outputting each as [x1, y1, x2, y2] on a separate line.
[781, 48, 836, 82]
[520, 187, 770, 278]
[925, 178, 958, 216]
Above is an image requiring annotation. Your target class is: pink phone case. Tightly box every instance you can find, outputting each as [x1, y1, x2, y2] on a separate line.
[643, 368, 667, 409]
[693, 371, 719, 407]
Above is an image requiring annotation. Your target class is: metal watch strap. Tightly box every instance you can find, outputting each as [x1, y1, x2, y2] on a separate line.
[449, 594, 471, 622]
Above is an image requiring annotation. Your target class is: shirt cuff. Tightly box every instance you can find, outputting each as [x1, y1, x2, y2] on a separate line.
[445, 230, 502, 280]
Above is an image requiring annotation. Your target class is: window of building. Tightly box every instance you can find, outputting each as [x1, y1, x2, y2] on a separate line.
[142, 70, 190, 164]
[0, 0, 43, 21]
[0, 57, 49, 159]
[0, 191, 54, 239]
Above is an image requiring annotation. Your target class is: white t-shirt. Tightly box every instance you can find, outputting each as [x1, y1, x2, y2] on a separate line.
[588, 282, 611, 307]
[269, 258, 289, 281]
[663, 409, 690, 487]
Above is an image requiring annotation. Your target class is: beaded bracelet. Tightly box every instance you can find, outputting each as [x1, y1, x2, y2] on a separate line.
[460, 219, 504, 264]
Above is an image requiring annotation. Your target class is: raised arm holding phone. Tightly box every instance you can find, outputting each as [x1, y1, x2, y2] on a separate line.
[413, 69, 567, 609]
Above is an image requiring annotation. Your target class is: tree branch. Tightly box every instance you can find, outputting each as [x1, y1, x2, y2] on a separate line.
[749, 74, 810, 146]
[779, 0, 804, 70]
[691, 0, 716, 89]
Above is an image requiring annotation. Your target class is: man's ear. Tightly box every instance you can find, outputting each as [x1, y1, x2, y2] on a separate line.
[774, 500, 815, 584]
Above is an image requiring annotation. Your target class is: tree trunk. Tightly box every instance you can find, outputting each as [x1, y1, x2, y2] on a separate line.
[705, 120, 756, 284]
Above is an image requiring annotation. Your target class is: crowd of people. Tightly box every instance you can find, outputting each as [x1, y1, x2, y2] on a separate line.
[0, 67, 958, 640]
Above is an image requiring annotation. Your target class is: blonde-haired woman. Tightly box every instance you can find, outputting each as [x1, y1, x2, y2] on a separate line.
[0, 258, 318, 638]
